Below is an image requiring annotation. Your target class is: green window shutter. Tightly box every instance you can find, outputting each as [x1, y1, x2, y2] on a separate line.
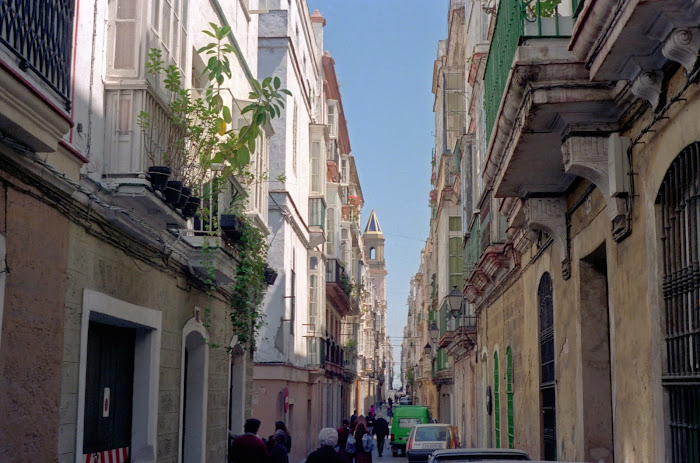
[494, 351, 500, 448]
[506, 346, 514, 449]
[449, 216, 461, 231]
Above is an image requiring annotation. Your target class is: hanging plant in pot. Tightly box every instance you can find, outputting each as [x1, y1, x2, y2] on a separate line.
[219, 213, 245, 243]
[264, 266, 278, 286]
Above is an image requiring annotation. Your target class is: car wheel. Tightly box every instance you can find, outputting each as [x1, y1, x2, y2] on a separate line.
[392, 449, 398, 457]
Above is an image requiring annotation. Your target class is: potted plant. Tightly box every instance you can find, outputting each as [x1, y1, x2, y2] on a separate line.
[148, 166, 171, 192]
[264, 266, 278, 286]
[138, 24, 290, 222]
[220, 213, 245, 243]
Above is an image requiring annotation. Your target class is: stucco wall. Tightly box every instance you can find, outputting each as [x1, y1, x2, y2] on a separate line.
[59, 223, 243, 463]
[0, 176, 70, 463]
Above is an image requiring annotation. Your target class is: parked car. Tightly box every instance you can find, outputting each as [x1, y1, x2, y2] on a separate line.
[399, 396, 413, 405]
[390, 405, 432, 456]
[427, 448, 531, 462]
[406, 424, 460, 462]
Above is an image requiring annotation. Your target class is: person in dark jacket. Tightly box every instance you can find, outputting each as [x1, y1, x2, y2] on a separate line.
[269, 430, 290, 463]
[229, 418, 269, 463]
[353, 423, 373, 463]
[350, 410, 358, 426]
[337, 419, 352, 463]
[275, 420, 292, 453]
[373, 414, 390, 457]
[306, 427, 345, 463]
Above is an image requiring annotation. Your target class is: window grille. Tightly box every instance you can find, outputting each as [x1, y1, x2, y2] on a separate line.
[539, 273, 556, 460]
[658, 143, 700, 463]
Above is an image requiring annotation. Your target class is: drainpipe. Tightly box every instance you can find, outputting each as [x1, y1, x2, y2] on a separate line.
[208, 0, 256, 84]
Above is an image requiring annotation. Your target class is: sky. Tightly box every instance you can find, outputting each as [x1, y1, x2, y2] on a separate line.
[306, 0, 449, 389]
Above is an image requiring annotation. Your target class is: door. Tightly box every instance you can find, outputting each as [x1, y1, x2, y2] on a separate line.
[83, 321, 135, 456]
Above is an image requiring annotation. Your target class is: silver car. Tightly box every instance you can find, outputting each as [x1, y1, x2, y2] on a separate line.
[427, 448, 531, 462]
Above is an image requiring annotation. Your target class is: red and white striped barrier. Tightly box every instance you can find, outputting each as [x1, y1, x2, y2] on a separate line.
[83, 447, 129, 463]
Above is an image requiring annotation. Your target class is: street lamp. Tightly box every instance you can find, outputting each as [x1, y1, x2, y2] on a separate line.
[429, 321, 439, 344]
[446, 286, 463, 315]
[424, 342, 432, 356]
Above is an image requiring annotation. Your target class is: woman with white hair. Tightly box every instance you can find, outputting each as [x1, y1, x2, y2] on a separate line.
[305, 427, 345, 463]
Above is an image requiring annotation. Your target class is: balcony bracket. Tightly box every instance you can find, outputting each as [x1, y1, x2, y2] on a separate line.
[523, 198, 570, 279]
[630, 69, 663, 110]
[562, 135, 630, 237]
[661, 28, 700, 74]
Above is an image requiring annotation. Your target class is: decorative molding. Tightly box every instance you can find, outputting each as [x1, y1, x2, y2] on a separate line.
[562, 135, 628, 224]
[662, 28, 700, 73]
[523, 198, 570, 279]
[631, 70, 663, 109]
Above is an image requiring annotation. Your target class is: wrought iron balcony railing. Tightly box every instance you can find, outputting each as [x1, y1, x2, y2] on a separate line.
[484, 0, 575, 141]
[0, 0, 74, 110]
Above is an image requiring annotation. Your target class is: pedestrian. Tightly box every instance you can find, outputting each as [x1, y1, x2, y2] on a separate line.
[229, 418, 269, 463]
[306, 427, 345, 463]
[337, 419, 352, 463]
[269, 430, 290, 463]
[369, 405, 376, 417]
[373, 414, 390, 457]
[353, 423, 373, 463]
[365, 412, 375, 437]
[275, 420, 292, 453]
[387, 403, 393, 419]
[350, 409, 358, 426]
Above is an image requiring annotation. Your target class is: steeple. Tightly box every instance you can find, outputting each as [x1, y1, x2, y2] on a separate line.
[364, 210, 383, 236]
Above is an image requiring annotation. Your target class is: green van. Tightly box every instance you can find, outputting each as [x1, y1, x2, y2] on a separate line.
[390, 405, 433, 456]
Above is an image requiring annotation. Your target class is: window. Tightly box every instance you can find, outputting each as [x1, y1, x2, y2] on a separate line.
[494, 351, 500, 448]
[309, 257, 318, 326]
[292, 102, 298, 175]
[341, 158, 349, 184]
[328, 101, 337, 137]
[290, 262, 296, 335]
[539, 273, 556, 460]
[449, 216, 461, 232]
[369, 247, 376, 260]
[449, 237, 463, 289]
[658, 144, 700, 463]
[326, 209, 336, 251]
[149, 0, 188, 70]
[311, 141, 323, 194]
[506, 346, 514, 448]
[108, 0, 139, 74]
[309, 198, 326, 229]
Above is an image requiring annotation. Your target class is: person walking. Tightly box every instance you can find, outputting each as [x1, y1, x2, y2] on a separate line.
[365, 412, 375, 437]
[269, 430, 290, 463]
[373, 414, 390, 457]
[306, 428, 345, 463]
[350, 410, 358, 426]
[353, 423, 373, 463]
[229, 418, 269, 463]
[337, 419, 352, 463]
[274, 420, 292, 453]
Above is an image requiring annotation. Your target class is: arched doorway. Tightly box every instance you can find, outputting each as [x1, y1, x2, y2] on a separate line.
[179, 319, 209, 463]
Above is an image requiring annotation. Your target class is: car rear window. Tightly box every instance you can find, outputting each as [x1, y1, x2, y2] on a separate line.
[398, 418, 422, 427]
[415, 427, 448, 442]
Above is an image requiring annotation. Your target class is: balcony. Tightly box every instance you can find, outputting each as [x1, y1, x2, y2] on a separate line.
[326, 258, 352, 315]
[343, 346, 358, 378]
[0, 0, 74, 111]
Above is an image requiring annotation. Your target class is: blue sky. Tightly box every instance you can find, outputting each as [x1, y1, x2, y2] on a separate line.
[306, 0, 449, 388]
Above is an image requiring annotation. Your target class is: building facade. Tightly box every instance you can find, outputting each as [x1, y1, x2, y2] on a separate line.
[405, 0, 700, 461]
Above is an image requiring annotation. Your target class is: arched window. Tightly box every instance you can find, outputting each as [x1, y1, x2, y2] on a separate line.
[494, 351, 500, 448]
[657, 143, 700, 462]
[369, 247, 376, 260]
[506, 346, 514, 449]
[539, 273, 556, 460]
